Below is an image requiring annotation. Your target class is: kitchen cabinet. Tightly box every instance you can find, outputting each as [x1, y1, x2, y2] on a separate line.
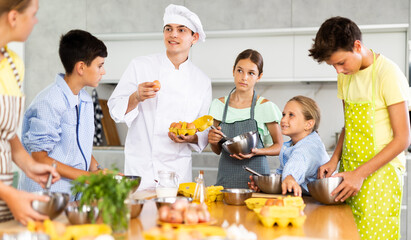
[97, 24, 408, 84]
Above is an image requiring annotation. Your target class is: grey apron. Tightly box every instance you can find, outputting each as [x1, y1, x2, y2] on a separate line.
[216, 88, 269, 188]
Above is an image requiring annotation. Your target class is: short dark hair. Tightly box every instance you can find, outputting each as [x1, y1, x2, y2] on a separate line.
[59, 29, 107, 75]
[308, 16, 362, 63]
[233, 49, 264, 76]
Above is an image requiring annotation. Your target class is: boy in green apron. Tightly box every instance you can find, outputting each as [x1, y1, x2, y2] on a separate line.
[309, 16, 410, 240]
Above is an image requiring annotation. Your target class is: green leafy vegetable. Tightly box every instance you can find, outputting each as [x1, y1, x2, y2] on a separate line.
[71, 170, 140, 232]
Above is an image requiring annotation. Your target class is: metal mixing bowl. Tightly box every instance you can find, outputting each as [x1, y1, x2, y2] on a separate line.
[114, 175, 141, 193]
[2, 232, 50, 240]
[125, 199, 145, 218]
[65, 202, 99, 224]
[307, 177, 343, 205]
[222, 131, 258, 155]
[220, 188, 254, 205]
[253, 174, 282, 194]
[32, 192, 70, 220]
[152, 197, 192, 209]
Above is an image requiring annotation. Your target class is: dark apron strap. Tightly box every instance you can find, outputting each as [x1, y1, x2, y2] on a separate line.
[222, 87, 257, 123]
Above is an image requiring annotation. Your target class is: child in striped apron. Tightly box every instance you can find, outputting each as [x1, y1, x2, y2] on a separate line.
[0, 0, 59, 225]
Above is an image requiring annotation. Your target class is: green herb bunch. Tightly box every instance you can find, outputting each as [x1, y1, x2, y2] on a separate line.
[71, 171, 140, 232]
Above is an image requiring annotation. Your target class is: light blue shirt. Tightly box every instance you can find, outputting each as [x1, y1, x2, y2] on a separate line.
[19, 74, 94, 201]
[276, 131, 329, 192]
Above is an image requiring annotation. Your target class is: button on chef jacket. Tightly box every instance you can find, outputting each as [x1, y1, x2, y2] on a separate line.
[108, 53, 212, 190]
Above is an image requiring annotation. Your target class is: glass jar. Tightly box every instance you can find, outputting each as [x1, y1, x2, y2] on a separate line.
[156, 170, 178, 198]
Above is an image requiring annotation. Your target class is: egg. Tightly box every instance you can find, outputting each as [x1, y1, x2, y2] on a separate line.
[172, 198, 189, 212]
[166, 209, 184, 223]
[169, 122, 177, 128]
[187, 122, 196, 129]
[174, 123, 182, 129]
[158, 205, 171, 222]
[153, 80, 161, 90]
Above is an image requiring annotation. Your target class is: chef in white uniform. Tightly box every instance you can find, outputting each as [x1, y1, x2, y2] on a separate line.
[108, 4, 211, 190]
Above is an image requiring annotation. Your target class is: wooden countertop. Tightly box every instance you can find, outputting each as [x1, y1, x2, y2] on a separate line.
[0, 193, 360, 240]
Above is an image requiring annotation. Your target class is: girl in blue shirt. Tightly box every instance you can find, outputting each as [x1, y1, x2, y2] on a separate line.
[250, 96, 329, 196]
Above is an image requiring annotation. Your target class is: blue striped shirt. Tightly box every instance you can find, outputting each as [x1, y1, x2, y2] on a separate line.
[18, 74, 94, 201]
[276, 131, 329, 192]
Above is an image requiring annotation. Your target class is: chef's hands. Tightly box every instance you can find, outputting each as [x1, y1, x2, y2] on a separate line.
[22, 161, 60, 189]
[248, 175, 260, 192]
[282, 175, 302, 197]
[331, 170, 365, 202]
[135, 81, 160, 102]
[168, 132, 198, 144]
[3, 187, 50, 225]
[317, 158, 339, 179]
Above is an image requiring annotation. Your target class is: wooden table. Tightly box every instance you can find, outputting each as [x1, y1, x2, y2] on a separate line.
[0, 195, 360, 240]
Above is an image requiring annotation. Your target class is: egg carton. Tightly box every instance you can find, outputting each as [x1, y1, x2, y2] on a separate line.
[256, 213, 306, 228]
[253, 205, 306, 228]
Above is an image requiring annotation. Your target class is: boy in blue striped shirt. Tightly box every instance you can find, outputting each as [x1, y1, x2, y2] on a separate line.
[19, 30, 108, 201]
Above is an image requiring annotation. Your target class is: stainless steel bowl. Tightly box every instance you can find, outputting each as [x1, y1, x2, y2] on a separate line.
[253, 174, 282, 194]
[222, 131, 258, 155]
[32, 192, 70, 220]
[220, 188, 254, 205]
[307, 177, 343, 205]
[152, 197, 192, 209]
[64, 202, 99, 224]
[125, 199, 145, 218]
[2, 232, 50, 240]
[114, 175, 141, 193]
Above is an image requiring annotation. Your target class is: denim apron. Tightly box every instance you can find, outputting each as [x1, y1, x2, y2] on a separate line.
[216, 88, 269, 188]
[340, 52, 402, 239]
[0, 47, 25, 222]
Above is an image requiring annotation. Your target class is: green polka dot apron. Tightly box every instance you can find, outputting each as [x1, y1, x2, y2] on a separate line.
[340, 52, 402, 239]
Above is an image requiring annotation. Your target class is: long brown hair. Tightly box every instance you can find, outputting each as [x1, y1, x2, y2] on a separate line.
[0, 0, 32, 16]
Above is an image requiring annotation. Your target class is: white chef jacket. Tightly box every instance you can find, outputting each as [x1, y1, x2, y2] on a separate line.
[108, 53, 212, 190]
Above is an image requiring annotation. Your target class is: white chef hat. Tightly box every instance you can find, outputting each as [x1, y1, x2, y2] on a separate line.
[163, 4, 206, 42]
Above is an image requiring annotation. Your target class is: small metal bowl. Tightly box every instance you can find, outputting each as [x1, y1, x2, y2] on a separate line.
[64, 202, 99, 224]
[222, 131, 258, 155]
[2, 231, 50, 240]
[220, 188, 254, 205]
[253, 174, 282, 194]
[152, 197, 192, 209]
[307, 177, 343, 205]
[114, 175, 141, 193]
[32, 192, 70, 220]
[125, 199, 145, 218]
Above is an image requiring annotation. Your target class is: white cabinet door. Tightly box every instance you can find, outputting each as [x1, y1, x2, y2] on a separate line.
[294, 31, 407, 82]
[191, 36, 294, 83]
[102, 38, 164, 83]
[294, 35, 337, 81]
[362, 32, 407, 73]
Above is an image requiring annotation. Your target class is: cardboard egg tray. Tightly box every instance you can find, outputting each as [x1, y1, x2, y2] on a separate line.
[247, 196, 306, 228]
[255, 212, 306, 228]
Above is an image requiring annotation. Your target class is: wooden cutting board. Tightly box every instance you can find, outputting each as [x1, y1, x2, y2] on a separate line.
[252, 192, 283, 198]
[99, 99, 121, 146]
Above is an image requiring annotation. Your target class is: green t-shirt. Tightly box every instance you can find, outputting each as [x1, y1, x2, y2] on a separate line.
[208, 96, 282, 146]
